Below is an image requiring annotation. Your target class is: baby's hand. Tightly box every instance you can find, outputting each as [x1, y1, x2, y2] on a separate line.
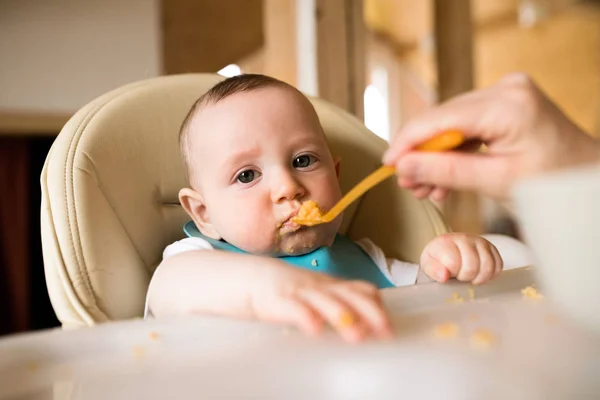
[420, 234, 503, 285]
[250, 262, 393, 343]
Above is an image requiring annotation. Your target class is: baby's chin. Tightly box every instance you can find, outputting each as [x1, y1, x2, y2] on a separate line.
[274, 228, 335, 256]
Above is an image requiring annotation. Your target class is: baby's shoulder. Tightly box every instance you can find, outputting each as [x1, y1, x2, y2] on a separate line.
[163, 237, 214, 259]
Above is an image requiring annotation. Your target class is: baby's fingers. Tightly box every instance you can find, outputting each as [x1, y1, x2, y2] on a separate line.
[490, 243, 504, 277]
[420, 256, 451, 283]
[471, 241, 497, 285]
[330, 282, 393, 339]
[267, 298, 324, 336]
[297, 289, 365, 343]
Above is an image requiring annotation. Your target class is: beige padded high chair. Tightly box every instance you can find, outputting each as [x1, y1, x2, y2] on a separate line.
[41, 74, 450, 329]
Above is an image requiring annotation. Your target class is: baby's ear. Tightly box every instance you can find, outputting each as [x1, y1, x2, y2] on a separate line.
[334, 156, 341, 179]
[179, 188, 222, 240]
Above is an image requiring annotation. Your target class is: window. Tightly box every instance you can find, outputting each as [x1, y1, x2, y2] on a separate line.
[217, 64, 242, 78]
[364, 67, 390, 140]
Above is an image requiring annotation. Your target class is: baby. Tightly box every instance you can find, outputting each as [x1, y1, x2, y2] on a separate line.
[145, 74, 507, 343]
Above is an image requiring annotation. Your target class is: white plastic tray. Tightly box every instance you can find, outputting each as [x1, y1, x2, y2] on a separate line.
[0, 268, 598, 400]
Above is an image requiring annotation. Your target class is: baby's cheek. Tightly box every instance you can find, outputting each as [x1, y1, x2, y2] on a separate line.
[241, 220, 277, 251]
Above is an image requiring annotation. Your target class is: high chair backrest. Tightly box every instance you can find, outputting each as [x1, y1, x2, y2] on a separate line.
[41, 74, 449, 329]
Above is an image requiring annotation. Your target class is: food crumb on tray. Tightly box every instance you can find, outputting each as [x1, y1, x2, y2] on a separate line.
[132, 345, 146, 359]
[433, 322, 460, 339]
[521, 286, 543, 299]
[470, 329, 496, 350]
[468, 288, 475, 300]
[445, 292, 465, 304]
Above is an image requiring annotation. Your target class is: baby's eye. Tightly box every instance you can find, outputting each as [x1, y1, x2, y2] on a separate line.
[293, 154, 316, 169]
[237, 169, 260, 184]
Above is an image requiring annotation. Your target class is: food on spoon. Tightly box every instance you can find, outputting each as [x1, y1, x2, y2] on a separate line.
[291, 200, 325, 226]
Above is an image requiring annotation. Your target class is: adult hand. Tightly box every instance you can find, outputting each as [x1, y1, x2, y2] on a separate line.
[383, 73, 600, 200]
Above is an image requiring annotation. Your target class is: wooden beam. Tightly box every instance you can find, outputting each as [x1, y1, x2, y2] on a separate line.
[262, 0, 298, 86]
[316, 0, 366, 119]
[261, 0, 365, 119]
[434, 0, 474, 100]
[161, 0, 263, 74]
[434, 0, 482, 234]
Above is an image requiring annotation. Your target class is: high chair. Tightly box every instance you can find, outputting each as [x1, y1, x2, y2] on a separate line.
[40, 74, 450, 329]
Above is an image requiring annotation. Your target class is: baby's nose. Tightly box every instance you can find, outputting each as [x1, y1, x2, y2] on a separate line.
[271, 172, 306, 203]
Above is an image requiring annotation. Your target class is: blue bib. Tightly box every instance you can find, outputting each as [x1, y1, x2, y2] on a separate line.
[183, 221, 394, 289]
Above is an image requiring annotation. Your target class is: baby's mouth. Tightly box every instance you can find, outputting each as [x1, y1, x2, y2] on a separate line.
[280, 220, 302, 235]
[278, 210, 304, 235]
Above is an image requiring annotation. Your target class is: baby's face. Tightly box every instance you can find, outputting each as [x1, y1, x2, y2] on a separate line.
[186, 87, 342, 256]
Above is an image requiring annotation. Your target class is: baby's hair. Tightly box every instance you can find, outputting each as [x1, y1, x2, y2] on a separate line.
[179, 74, 297, 184]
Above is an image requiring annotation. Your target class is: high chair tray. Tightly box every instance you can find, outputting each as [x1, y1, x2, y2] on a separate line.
[0, 267, 598, 400]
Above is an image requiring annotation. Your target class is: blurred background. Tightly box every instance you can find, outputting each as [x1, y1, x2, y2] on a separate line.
[1, 0, 599, 336]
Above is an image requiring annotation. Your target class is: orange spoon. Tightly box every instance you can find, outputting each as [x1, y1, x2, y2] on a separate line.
[292, 130, 464, 226]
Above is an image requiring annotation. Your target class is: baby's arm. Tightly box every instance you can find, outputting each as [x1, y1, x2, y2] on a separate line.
[148, 250, 278, 318]
[147, 250, 392, 343]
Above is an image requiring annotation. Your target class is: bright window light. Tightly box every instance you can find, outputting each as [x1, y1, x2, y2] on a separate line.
[217, 64, 242, 77]
[364, 67, 390, 140]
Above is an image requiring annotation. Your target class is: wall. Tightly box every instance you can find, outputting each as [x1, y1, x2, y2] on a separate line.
[0, 0, 162, 114]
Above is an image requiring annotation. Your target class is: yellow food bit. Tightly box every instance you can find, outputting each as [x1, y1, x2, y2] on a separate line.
[468, 288, 475, 300]
[292, 200, 324, 225]
[132, 345, 146, 359]
[470, 329, 496, 350]
[433, 322, 460, 339]
[445, 292, 465, 304]
[521, 286, 543, 299]
[148, 331, 160, 341]
[338, 312, 355, 328]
